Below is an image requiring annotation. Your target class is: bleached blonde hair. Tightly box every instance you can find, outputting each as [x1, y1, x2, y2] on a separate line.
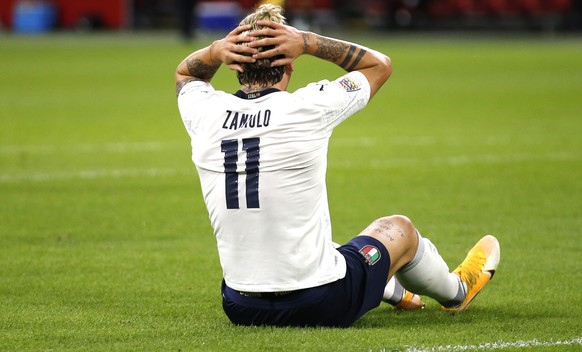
[237, 4, 287, 86]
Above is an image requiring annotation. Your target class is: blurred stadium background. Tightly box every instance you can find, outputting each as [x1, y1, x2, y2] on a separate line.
[1, 0, 581, 37]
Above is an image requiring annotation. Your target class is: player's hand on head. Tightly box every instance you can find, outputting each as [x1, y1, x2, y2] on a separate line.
[249, 20, 306, 67]
[211, 24, 258, 72]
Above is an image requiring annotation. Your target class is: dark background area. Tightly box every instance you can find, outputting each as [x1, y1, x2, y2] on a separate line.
[1, 0, 581, 35]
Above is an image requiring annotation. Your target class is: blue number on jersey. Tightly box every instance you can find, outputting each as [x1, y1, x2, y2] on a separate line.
[221, 138, 260, 209]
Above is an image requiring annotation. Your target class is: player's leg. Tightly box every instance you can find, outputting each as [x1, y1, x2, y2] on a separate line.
[359, 215, 463, 306]
[394, 230, 500, 310]
[359, 215, 500, 310]
[394, 231, 466, 306]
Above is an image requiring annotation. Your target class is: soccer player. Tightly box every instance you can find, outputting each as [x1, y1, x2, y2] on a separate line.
[175, 4, 500, 327]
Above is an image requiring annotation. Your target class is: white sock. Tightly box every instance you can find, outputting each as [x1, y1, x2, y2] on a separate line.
[395, 233, 465, 306]
[382, 277, 405, 305]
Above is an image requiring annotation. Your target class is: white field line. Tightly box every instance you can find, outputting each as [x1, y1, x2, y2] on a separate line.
[399, 337, 582, 352]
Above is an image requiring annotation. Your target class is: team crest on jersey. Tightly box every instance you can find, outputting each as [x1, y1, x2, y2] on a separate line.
[359, 245, 381, 266]
[338, 77, 361, 92]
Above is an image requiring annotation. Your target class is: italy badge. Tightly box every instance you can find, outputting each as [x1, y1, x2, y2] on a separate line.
[359, 245, 381, 266]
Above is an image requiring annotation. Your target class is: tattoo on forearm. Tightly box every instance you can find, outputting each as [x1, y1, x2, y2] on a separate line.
[314, 35, 349, 63]
[301, 32, 310, 53]
[338, 45, 357, 69]
[315, 37, 367, 71]
[186, 57, 220, 81]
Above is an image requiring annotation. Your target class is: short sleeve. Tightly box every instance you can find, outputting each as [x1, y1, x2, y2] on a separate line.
[177, 80, 216, 131]
[178, 80, 215, 100]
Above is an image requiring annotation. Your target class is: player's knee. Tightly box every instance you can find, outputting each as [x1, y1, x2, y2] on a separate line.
[371, 215, 419, 268]
[378, 215, 416, 240]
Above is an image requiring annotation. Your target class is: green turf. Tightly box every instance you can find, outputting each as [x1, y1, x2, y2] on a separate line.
[1, 32, 581, 351]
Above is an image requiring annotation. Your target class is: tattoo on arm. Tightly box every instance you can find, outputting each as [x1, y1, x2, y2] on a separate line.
[186, 57, 220, 81]
[314, 35, 349, 63]
[301, 32, 310, 53]
[338, 45, 357, 69]
[345, 47, 367, 71]
[176, 57, 220, 96]
[338, 44, 367, 71]
[314, 37, 367, 71]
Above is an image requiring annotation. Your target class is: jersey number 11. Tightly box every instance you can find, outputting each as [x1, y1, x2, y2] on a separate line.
[221, 138, 260, 209]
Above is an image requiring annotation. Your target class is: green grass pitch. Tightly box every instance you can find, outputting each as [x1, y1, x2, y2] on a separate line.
[0, 32, 581, 351]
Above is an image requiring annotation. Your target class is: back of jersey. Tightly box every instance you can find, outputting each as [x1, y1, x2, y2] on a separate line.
[177, 72, 370, 292]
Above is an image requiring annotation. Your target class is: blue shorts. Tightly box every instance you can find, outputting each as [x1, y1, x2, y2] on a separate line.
[221, 236, 390, 327]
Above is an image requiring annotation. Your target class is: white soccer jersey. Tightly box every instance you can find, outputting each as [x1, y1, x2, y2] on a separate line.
[178, 71, 371, 292]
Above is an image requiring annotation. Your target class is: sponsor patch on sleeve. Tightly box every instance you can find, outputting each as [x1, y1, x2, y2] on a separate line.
[338, 77, 361, 92]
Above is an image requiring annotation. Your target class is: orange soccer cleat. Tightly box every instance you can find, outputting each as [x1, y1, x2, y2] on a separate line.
[443, 235, 501, 312]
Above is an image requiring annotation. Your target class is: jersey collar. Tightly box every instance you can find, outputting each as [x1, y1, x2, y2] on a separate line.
[234, 88, 280, 100]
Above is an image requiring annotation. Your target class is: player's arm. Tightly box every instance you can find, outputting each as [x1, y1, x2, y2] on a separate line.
[175, 24, 258, 96]
[250, 21, 391, 99]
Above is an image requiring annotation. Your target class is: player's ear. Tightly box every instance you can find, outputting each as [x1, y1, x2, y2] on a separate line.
[285, 63, 294, 75]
